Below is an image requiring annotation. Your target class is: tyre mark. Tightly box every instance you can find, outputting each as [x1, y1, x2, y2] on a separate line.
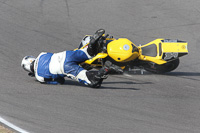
[64, 0, 70, 17]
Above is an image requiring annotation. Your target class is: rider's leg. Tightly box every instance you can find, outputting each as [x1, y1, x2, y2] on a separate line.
[75, 61, 123, 88]
[63, 60, 123, 88]
[75, 66, 108, 88]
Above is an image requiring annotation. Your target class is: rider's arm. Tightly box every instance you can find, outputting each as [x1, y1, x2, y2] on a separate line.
[35, 73, 64, 85]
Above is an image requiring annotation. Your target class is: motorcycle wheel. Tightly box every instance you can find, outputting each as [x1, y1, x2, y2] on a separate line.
[143, 58, 180, 74]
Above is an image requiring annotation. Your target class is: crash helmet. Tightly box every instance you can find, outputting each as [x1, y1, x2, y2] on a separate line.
[21, 56, 36, 73]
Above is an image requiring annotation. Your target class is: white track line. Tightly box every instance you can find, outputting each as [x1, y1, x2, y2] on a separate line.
[0, 116, 29, 133]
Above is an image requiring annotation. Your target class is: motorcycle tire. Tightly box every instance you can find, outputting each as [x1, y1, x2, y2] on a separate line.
[143, 58, 180, 74]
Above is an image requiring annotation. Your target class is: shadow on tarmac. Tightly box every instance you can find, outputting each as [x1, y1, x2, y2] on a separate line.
[165, 72, 200, 76]
[124, 71, 200, 76]
[62, 78, 152, 90]
[164, 72, 200, 81]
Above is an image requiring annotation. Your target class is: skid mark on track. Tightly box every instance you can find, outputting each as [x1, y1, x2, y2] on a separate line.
[64, 0, 70, 17]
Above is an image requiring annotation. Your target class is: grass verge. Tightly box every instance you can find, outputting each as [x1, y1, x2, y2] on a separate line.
[0, 125, 13, 133]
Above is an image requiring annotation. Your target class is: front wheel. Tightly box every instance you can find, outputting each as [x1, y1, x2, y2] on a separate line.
[143, 58, 180, 74]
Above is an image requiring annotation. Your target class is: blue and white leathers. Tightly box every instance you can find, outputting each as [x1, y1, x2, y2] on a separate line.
[34, 48, 92, 85]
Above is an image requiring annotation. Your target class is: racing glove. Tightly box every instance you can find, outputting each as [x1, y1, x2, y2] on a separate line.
[87, 29, 105, 56]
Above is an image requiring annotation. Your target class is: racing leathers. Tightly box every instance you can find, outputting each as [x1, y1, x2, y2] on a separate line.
[31, 29, 123, 88]
[34, 48, 90, 84]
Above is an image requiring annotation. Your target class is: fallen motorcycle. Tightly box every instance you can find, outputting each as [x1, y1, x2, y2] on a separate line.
[77, 29, 188, 74]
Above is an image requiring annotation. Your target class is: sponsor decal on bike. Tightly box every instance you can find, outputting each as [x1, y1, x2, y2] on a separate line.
[163, 52, 178, 60]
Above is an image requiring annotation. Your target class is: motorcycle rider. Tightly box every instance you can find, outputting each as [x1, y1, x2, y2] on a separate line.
[21, 29, 123, 88]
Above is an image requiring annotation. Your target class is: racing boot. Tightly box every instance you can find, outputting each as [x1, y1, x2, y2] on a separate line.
[86, 68, 108, 88]
[87, 29, 105, 56]
[87, 61, 123, 88]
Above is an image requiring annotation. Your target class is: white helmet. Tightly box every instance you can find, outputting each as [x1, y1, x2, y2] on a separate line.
[21, 56, 36, 73]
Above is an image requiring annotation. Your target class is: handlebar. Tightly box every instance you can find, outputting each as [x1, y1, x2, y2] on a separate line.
[97, 34, 110, 53]
[104, 34, 109, 38]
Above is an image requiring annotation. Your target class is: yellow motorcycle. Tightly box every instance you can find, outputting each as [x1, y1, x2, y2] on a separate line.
[77, 30, 188, 74]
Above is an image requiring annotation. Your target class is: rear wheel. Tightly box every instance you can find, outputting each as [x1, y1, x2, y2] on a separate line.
[143, 58, 180, 74]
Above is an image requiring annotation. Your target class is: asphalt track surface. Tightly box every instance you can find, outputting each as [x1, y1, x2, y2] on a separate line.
[0, 0, 200, 133]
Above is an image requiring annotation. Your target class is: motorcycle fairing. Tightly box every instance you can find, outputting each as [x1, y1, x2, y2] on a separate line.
[84, 53, 108, 65]
[139, 39, 188, 65]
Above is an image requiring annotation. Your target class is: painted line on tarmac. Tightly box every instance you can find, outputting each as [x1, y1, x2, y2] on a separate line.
[0, 116, 29, 133]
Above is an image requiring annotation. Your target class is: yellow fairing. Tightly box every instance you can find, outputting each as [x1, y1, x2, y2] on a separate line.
[84, 53, 108, 64]
[162, 41, 188, 53]
[139, 39, 188, 64]
[107, 38, 139, 62]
